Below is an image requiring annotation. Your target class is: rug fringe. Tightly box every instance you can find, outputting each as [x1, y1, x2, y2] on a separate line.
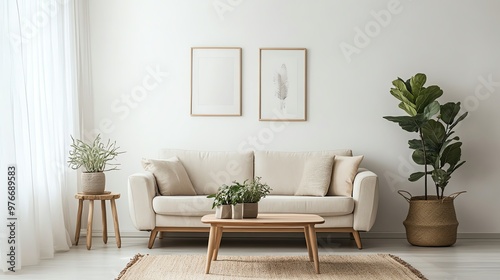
[115, 253, 146, 280]
[388, 254, 428, 280]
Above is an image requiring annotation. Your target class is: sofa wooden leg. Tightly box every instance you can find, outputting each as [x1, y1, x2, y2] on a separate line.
[352, 230, 362, 249]
[148, 229, 159, 249]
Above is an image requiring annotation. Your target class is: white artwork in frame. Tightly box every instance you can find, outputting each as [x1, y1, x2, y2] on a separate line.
[191, 47, 242, 116]
[259, 48, 307, 121]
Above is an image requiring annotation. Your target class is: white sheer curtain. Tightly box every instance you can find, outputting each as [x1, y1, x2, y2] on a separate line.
[0, 0, 84, 270]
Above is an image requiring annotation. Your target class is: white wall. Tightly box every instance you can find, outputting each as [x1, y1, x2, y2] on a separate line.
[86, 0, 500, 236]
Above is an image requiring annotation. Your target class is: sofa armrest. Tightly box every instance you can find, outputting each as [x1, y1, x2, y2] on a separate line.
[352, 169, 379, 231]
[128, 172, 157, 231]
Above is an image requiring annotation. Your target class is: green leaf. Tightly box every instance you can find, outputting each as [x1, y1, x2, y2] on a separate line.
[384, 115, 425, 132]
[393, 79, 409, 92]
[421, 119, 446, 148]
[403, 78, 412, 93]
[408, 139, 423, 150]
[431, 169, 449, 188]
[449, 160, 466, 173]
[409, 172, 426, 182]
[390, 88, 415, 107]
[409, 73, 427, 96]
[415, 86, 443, 113]
[390, 79, 418, 116]
[411, 150, 426, 165]
[412, 149, 438, 165]
[440, 142, 462, 168]
[423, 101, 440, 120]
[449, 111, 468, 130]
[440, 102, 461, 125]
[398, 102, 417, 116]
[393, 79, 414, 100]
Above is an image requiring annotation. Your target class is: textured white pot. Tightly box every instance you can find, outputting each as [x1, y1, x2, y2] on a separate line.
[215, 205, 232, 219]
[81, 172, 105, 194]
[232, 204, 243, 219]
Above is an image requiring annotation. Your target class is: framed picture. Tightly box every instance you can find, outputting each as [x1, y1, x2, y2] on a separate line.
[191, 47, 242, 116]
[259, 48, 307, 121]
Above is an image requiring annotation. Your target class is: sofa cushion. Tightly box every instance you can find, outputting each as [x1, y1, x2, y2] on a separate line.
[255, 150, 352, 195]
[153, 195, 354, 217]
[329, 155, 364, 196]
[154, 215, 354, 228]
[259, 195, 354, 216]
[158, 149, 254, 195]
[295, 155, 334, 196]
[153, 195, 214, 216]
[142, 157, 196, 196]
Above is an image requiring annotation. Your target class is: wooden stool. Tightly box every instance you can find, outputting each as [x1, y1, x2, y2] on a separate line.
[74, 192, 121, 250]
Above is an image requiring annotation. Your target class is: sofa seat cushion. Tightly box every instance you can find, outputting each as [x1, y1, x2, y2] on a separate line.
[153, 195, 214, 216]
[259, 195, 354, 217]
[153, 195, 354, 217]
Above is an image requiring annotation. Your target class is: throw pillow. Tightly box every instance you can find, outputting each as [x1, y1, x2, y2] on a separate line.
[141, 157, 196, 196]
[295, 155, 335, 196]
[331, 155, 364, 196]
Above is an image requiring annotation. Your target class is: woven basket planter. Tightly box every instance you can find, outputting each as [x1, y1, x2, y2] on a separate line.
[81, 172, 106, 195]
[399, 191, 465, 247]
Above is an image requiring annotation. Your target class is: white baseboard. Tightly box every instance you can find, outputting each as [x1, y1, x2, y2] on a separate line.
[79, 230, 500, 240]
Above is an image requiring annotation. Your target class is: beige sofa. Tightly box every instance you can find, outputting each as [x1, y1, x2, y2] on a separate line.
[128, 149, 379, 249]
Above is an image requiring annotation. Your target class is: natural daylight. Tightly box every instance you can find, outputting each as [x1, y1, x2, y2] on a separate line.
[1, 1, 499, 279]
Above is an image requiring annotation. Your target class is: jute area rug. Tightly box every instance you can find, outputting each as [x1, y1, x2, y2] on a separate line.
[116, 254, 427, 280]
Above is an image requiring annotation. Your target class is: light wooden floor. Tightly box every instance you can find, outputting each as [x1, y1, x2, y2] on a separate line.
[2, 236, 499, 279]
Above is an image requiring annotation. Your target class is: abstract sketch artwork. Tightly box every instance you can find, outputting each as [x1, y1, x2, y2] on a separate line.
[259, 48, 306, 121]
[274, 64, 288, 113]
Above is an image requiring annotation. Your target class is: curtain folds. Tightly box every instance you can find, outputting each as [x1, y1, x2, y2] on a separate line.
[1, 0, 85, 270]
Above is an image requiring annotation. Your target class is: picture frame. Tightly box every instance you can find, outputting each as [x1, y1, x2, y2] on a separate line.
[259, 48, 307, 121]
[191, 47, 242, 116]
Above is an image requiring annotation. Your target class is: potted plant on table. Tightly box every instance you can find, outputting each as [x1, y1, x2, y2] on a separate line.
[68, 134, 125, 195]
[240, 177, 271, 218]
[383, 73, 468, 246]
[207, 183, 242, 219]
[207, 177, 271, 219]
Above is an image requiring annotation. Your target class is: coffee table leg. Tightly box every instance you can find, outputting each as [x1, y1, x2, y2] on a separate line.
[307, 225, 320, 274]
[212, 226, 223, 261]
[75, 199, 83, 245]
[205, 225, 217, 274]
[304, 226, 313, 261]
[87, 200, 94, 250]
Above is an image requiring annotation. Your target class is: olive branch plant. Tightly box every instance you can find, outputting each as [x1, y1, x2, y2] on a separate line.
[68, 135, 125, 173]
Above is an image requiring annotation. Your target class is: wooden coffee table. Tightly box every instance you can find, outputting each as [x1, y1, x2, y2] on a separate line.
[201, 213, 325, 274]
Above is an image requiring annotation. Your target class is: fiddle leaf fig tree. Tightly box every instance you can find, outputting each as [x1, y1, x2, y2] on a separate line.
[384, 73, 468, 199]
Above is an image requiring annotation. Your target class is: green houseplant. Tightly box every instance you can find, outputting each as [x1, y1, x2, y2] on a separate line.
[68, 134, 124, 194]
[207, 183, 243, 219]
[384, 73, 467, 246]
[207, 177, 271, 219]
[240, 177, 271, 218]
